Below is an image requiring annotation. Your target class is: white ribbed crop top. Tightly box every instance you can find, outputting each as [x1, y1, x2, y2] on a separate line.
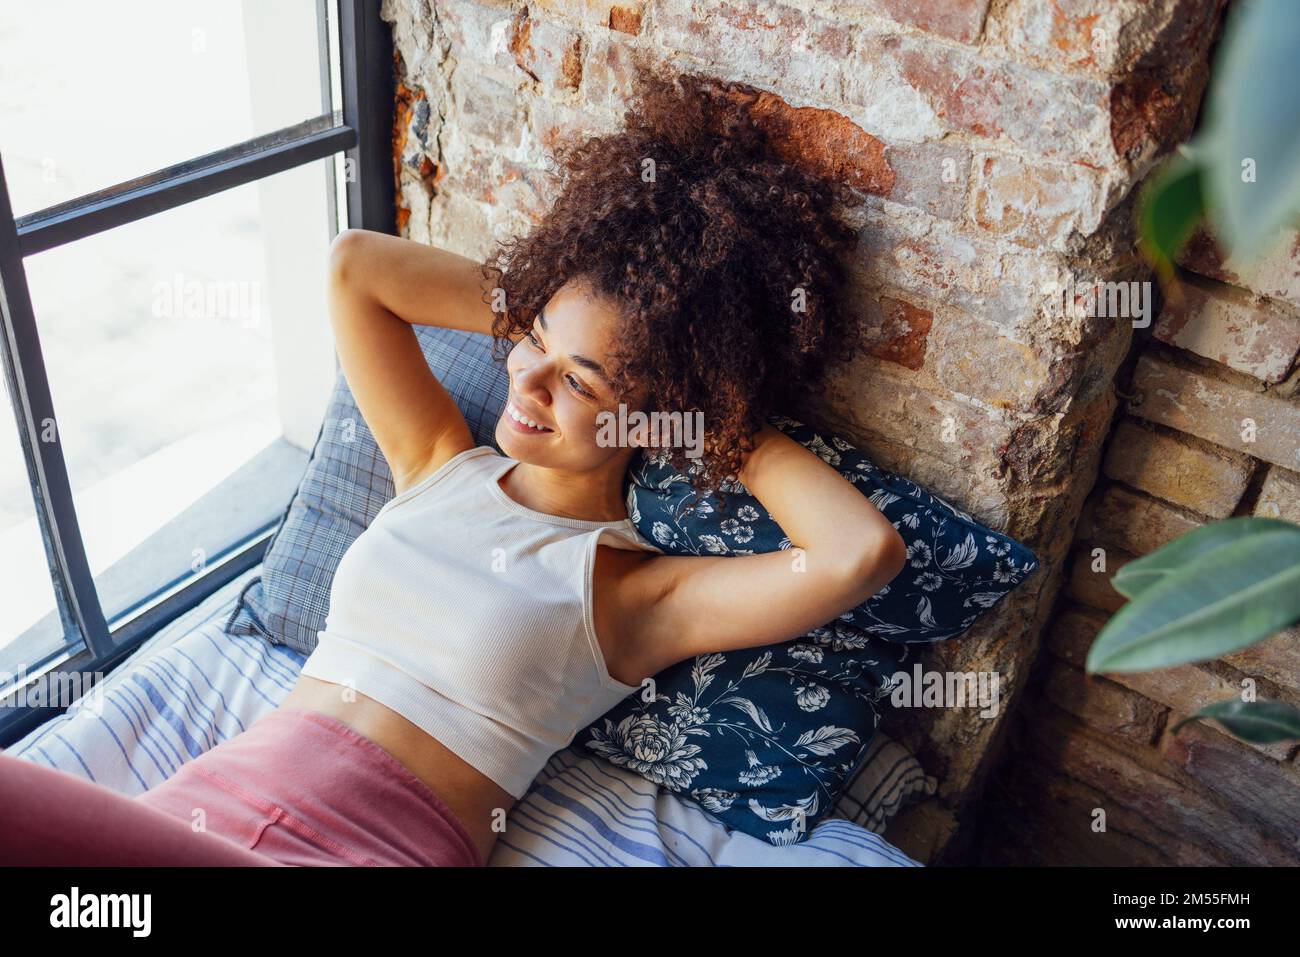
[298, 444, 663, 799]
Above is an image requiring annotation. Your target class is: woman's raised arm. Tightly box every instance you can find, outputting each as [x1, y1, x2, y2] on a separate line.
[329, 228, 514, 337]
[612, 422, 908, 678]
[326, 230, 490, 493]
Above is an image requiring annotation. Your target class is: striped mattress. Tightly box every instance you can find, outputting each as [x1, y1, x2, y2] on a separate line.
[6, 566, 927, 867]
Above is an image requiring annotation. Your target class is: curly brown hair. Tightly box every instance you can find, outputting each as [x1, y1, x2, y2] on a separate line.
[481, 62, 867, 506]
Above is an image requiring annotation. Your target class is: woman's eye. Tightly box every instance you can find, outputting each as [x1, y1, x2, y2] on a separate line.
[525, 330, 591, 398]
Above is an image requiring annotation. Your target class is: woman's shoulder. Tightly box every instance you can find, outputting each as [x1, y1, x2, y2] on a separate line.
[381, 443, 499, 515]
[590, 524, 667, 616]
[418, 442, 499, 484]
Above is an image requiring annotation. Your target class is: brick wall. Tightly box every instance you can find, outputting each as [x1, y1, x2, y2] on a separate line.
[381, 0, 1236, 862]
[981, 148, 1300, 861]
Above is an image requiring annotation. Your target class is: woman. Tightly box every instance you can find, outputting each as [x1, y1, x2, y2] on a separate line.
[0, 66, 906, 867]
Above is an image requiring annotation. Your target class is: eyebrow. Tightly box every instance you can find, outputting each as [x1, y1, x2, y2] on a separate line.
[537, 307, 614, 389]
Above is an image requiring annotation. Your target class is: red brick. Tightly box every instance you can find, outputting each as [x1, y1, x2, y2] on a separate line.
[856, 0, 990, 44]
[1108, 58, 1208, 162]
[1155, 275, 1300, 384]
[1253, 465, 1300, 524]
[1101, 418, 1253, 518]
[1043, 658, 1165, 742]
[878, 34, 1112, 162]
[1159, 720, 1300, 842]
[1081, 483, 1203, 555]
[1064, 545, 1136, 613]
[509, 6, 584, 89]
[1130, 353, 1300, 472]
[748, 92, 894, 196]
[972, 152, 1107, 250]
[864, 294, 932, 371]
[607, 3, 641, 34]
[1180, 224, 1300, 312]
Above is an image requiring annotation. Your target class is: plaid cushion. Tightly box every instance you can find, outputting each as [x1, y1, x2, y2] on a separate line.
[224, 326, 510, 654]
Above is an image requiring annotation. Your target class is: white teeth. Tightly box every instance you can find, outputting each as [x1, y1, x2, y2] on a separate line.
[508, 402, 551, 432]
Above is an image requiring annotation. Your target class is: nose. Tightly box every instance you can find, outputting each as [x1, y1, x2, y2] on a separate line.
[510, 354, 553, 408]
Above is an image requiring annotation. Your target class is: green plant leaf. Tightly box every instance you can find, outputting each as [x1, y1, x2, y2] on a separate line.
[1086, 526, 1300, 673]
[1136, 152, 1205, 281]
[1198, 0, 1300, 259]
[1171, 699, 1300, 743]
[1111, 517, 1300, 600]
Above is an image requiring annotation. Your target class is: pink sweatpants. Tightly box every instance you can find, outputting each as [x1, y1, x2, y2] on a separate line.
[0, 707, 483, 867]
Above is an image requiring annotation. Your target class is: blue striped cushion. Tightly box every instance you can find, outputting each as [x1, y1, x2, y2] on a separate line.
[7, 569, 923, 866]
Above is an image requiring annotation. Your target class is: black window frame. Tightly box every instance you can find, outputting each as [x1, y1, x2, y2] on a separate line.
[0, 0, 394, 747]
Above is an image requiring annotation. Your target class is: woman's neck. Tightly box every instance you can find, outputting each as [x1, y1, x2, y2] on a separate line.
[499, 458, 631, 522]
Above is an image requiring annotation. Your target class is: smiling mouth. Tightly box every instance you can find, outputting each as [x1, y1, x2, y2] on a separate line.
[506, 401, 553, 433]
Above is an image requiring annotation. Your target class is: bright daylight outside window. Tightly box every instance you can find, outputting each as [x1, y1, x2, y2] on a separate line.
[0, 1, 341, 678]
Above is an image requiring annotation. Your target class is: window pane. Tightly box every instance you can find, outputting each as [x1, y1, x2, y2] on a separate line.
[0, 0, 331, 218]
[0, 382, 66, 673]
[22, 158, 335, 629]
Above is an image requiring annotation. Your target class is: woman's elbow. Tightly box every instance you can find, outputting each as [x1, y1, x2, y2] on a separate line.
[850, 525, 907, 594]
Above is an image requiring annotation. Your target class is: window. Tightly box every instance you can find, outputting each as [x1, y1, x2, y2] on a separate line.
[0, 0, 394, 745]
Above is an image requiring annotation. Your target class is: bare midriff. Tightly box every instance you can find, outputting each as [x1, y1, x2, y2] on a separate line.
[278, 674, 515, 866]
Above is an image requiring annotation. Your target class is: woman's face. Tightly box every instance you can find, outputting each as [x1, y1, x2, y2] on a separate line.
[495, 278, 649, 471]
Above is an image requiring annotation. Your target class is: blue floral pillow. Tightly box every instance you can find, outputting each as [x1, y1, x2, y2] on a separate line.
[579, 413, 1039, 846]
[631, 413, 1039, 642]
[583, 622, 919, 846]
